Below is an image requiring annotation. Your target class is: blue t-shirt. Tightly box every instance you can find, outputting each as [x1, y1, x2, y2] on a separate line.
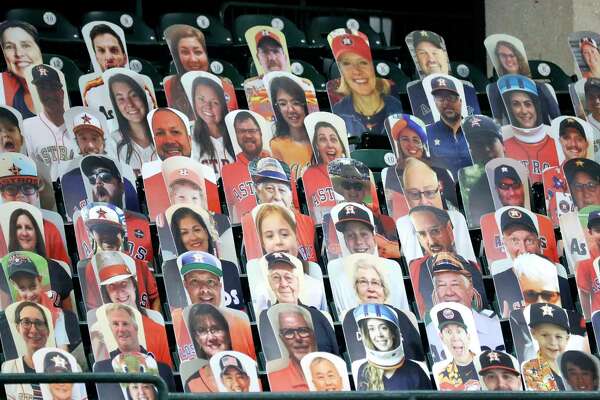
[332, 94, 403, 137]
[426, 119, 472, 177]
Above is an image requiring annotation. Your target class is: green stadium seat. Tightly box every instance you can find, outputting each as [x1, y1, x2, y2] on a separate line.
[351, 149, 391, 171]
[306, 16, 386, 49]
[157, 13, 233, 46]
[529, 59, 573, 93]
[208, 58, 245, 89]
[450, 61, 490, 93]
[82, 11, 157, 45]
[232, 14, 307, 47]
[290, 59, 327, 91]
[42, 53, 83, 92]
[6, 9, 81, 42]
[128, 57, 163, 90]
[373, 59, 411, 94]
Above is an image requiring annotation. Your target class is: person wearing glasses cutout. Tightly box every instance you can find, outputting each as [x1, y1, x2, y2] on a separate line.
[575, 209, 600, 318]
[493, 164, 525, 207]
[396, 157, 476, 265]
[564, 157, 600, 210]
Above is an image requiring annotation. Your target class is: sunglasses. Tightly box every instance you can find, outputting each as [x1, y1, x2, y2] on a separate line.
[0, 183, 38, 196]
[497, 182, 521, 190]
[88, 171, 115, 185]
[341, 181, 365, 191]
[522, 290, 560, 304]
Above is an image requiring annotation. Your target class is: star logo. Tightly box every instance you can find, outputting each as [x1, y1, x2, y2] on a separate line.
[442, 308, 454, 319]
[437, 78, 447, 87]
[8, 163, 21, 176]
[192, 253, 205, 263]
[469, 117, 481, 127]
[487, 352, 500, 362]
[178, 168, 189, 176]
[342, 37, 353, 46]
[81, 114, 92, 124]
[344, 205, 355, 215]
[501, 166, 508, 173]
[567, 118, 575, 123]
[272, 252, 284, 258]
[261, 30, 269, 37]
[434, 139, 441, 146]
[507, 208, 521, 219]
[51, 355, 68, 369]
[420, 30, 428, 37]
[96, 208, 108, 219]
[540, 304, 554, 317]
[38, 67, 48, 76]
[575, 160, 585, 167]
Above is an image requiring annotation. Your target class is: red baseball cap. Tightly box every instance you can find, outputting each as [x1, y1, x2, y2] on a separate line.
[330, 33, 372, 62]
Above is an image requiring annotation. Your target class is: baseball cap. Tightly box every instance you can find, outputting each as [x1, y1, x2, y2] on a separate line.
[528, 303, 569, 332]
[73, 111, 104, 137]
[219, 354, 245, 373]
[559, 117, 586, 140]
[494, 164, 522, 186]
[162, 156, 204, 188]
[497, 74, 538, 97]
[584, 77, 600, 94]
[390, 114, 427, 145]
[43, 351, 72, 373]
[430, 252, 471, 277]
[31, 64, 62, 88]
[430, 76, 458, 96]
[81, 155, 121, 180]
[478, 350, 520, 376]
[412, 30, 443, 49]
[437, 307, 467, 331]
[179, 251, 222, 278]
[7, 253, 38, 278]
[563, 158, 600, 185]
[328, 158, 370, 181]
[500, 207, 537, 234]
[335, 203, 374, 231]
[265, 251, 296, 269]
[83, 203, 124, 228]
[587, 210, 600, 229]
[96, 251, 133, 286]
[0, 153, 39, 185]
[330, 32, 372, 63]
[255, 28, 282, 47]
[353, 303, 399, 326]
[462, 115, 503, 142]
[251, 157, 289, 183]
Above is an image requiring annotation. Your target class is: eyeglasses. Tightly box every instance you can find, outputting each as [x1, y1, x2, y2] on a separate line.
[434, 94, 459, 103]
[196, 326, 224, 337]
[497, 182, 521, 190]
[522, 290, 560, 304]
[405, 187, 440, 201]
[341, 181, 365, 191]
[276, 100, 304, 109]
[571, 181, 599, 192]
[280, 327, 312, 340]
[18, 318, 47, 330]
[0, 183, 38, 196]
[355, 278, 383, 289]
[87, 171, 115, 185]
[237, 128, 260, 135]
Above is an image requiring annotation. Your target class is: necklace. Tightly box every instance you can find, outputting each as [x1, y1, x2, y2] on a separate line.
[353, 95, 384, 118]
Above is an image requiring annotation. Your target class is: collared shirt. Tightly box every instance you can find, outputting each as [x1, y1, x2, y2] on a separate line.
[426, 119, 472, 177]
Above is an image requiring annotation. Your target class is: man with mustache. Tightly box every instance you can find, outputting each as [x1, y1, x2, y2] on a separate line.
[82, 155, 125, 208]
[255, 29, 289, 74]
[584, 78, 600, 138]
[477, 350, 523, 391]
[557, 118, 590, 161]
[412, 30, 449, 77]
[22, 64, 76, 182]
[150, 108, 192, 160]
[71, 108, 108, 156]
[222, 110, 270, 223]
[425, 76, 472, 176]
[408, 205, 487, 319]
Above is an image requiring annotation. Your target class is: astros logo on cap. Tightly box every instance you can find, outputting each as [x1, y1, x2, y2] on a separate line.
[344, 205, 355, 215]
[51, 355, 68, 369]
[469, 117, 481, 127]
[178, 168, 189, 176]
[342, 37, 353, 46]
[38, 67, 48, 76]
[507, 208, 521, 219]
[541, 304, 554, 316]
[272, 252, 285, 258]
[487, 351, 500, 362]
[442, 308, 454, 319]
[437, 78, 447, 87]
[80, 114, 93, 124]
[419, 31, 428, 37]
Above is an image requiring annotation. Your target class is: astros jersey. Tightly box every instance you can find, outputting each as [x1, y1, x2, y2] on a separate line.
[221, 153, 263, 225]
[503, 128, 560, 183]
[302, 164, 336, 224]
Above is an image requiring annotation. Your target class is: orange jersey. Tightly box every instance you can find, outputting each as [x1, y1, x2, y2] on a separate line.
[43, 219, 71, 266]
[504, 135, 559, 183]
[302, 164, 336, 223]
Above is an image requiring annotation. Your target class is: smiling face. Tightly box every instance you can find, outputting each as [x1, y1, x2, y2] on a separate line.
[496, 177, 525, 207]
[106, 278, 137, 307]
[496, 44, 520, 75]
[152, 110, 191, 159]
[169, 181, 205, 207]
[93, 33, 127, 71]
[482, 369, 522, 391]
[509, 91, 537, 129]
[278, 311, 315, 362]
[128, 383, 156, 400]
[316, 126, 344, 165]
[502, 225, 540, 259]
[433, 271, 473, 307]
[76, 129, 105, 156]
[338, 52, 377, 97]
[0, 118, 23, 153]
[310, 358, 343, 391]
[530, 323, 568, 363]
[178, 36, 208, 72]
[183, 269, 222, 306]
[433, 90, 462, 124]
[342, 221, 375, 254]
[15, 213, 37, 251]
[565, 361, 597, 391]
[275, 88, 306, 130]
[259, 212, 299, 255]
[440, 323, 471, 364]
[194, 84, 223, 126]
[1, 27, 43, 79]
[108, 308, 139, 352]
[255, 180, 292, 208]
[112, 81, 147, 123]
[560, 128, 588, 160]
[268, 264, 299, 304]
[234, 117, 262, 159]
[221, 367, 250, 392]
[571, 171, 600, 209]
[397, 128, 424, 159]
[366, 318, 395, 351]
[11, 273, 43, 303]
[17, 305, 48, 354]
[49, 382, 74, 400]
[194, 314, 230, 356]
[415, 41, 448, 75]
[354, 265, 385, 303]
[177, 215, 209, 252]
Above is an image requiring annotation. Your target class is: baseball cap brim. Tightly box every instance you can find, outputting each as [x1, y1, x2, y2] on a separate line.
[181, 262, 223, 277]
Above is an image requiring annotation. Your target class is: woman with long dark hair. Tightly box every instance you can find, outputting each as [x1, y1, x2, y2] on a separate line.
[108, 73, 157, 172]
[8, 208, 46, 256]
[189, 75, 235, 177]
[170, 206, 216, 255]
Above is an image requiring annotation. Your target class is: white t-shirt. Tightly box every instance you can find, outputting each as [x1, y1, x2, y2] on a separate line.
[112, 129, 158, 172]
[193, 135, 234, 178]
